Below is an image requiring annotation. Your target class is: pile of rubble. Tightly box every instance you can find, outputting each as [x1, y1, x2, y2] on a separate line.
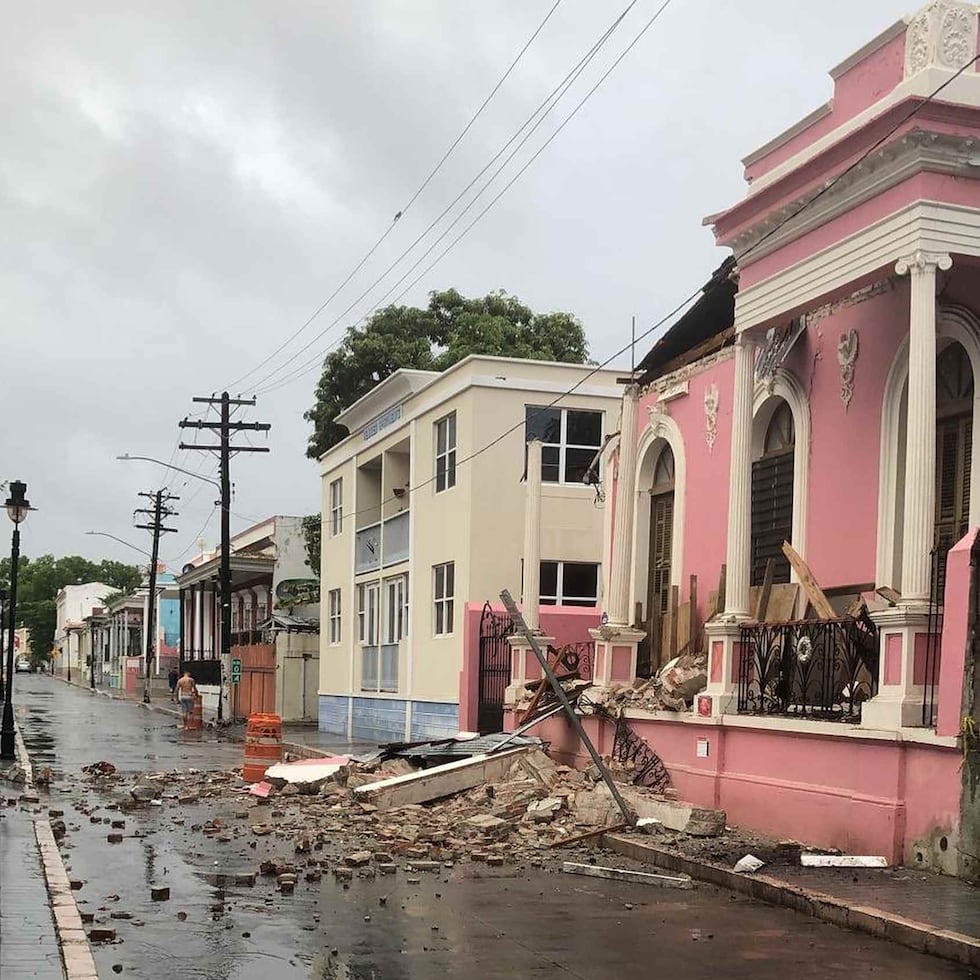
[587, 653, 707, 713]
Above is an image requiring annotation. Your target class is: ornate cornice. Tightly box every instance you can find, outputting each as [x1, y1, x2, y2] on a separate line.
[639, 346, 735, 399]
[904, 1, 978, 78]
[729, 130, 980, 263]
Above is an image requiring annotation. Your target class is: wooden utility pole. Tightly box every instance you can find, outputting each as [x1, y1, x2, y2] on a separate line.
[134, 490, 179, 703]
[179, 392, 270, 722]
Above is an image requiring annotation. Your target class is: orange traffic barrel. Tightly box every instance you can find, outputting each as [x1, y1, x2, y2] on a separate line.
[243, 712, 282, 783]
[186, 694, 204, 731]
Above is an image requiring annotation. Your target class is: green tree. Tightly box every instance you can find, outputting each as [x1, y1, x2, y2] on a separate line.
[304, 288, 589, 459]
[0, 554, 142, 664]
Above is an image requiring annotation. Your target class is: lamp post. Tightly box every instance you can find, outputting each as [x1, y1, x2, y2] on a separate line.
[1, 481, 34, 760]
[0, 587, 7, 702]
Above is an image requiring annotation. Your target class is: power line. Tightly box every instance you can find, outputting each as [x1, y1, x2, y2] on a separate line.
[162, 506, 217, 564]
[225, 0, 564, 392]
[312, 45, 980, 529]
[247, 0, 641, 394]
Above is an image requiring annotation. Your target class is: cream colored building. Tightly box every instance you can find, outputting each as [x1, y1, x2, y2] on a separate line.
[317, 355, 622, 742]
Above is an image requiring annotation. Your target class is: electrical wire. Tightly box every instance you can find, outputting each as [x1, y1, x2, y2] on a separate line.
[312, 46, 980, 530]
[225, 0, 565, 392]
[162, 506, 217, 564]
[247, 0, 642, 394]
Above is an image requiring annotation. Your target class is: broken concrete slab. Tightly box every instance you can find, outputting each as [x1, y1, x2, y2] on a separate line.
[800, 853, 888, 868]
[352, 747, 533, 811]
[263, 756, 350, 794]
[526, 797, 563, 823]
[617, 789, 725, 837]
[562, 861, 693, 889]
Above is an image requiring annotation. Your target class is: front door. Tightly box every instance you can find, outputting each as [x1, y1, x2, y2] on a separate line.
[640, 446, 674, 676]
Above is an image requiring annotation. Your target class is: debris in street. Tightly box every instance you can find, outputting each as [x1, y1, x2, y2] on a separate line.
[800, 854, 888, 868]
[733, 854, 766, 874]
[150, 887, 170, 901]
[82, 761, 117, 777]
[263, 756, 350, 794]
[561, 862, 693, 889]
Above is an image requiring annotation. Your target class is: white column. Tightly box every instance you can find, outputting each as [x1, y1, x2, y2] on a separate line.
[522, 439, 543, 631]
[724, 335, 756, 618]
[895, 251, 951, 604]
[609, 385, 640, 625]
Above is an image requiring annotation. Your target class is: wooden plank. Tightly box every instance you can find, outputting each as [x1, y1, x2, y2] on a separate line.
[549, 823, 628, 848]
[676, 600, 691, 657]
[764, 583, 801, 622]
[781, 542, 836, 620]
[875, 586, 901, 605]
[755, 559, 775, 621]
[688, 575, 699, 653]
[668, 585, 679, 665]
[562, 862, 693, 889]
[717, 564, 727, 613]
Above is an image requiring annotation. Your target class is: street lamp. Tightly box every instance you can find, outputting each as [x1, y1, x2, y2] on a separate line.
[1, 481, 34, 760]
[0, 586, 7, 702]
[116, 454, 220, 489]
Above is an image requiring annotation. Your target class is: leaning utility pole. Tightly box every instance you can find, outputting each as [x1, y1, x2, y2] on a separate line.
[135, 489, 179, 703]
[179, 392, 270, 722]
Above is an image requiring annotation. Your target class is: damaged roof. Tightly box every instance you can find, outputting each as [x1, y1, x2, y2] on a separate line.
[635, 256, 737, 387]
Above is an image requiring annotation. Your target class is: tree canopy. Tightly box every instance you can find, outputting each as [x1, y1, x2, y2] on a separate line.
[304, 288, 590, 459]
[0, 555, 142, 665]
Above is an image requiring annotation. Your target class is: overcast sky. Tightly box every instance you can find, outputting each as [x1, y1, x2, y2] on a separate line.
[1, 0, 913, 568]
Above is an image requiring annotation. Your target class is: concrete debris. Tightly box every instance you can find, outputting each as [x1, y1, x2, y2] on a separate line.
[82, 761, 117, 777]
[733, 854, 766, 874]
[800, 853, 888, 868]
[561, 861, 693, 889]
[589, 653, 708, 713]
[636, 817, 663, 835]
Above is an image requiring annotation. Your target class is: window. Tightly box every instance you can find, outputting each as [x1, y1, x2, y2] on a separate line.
[540, 561, 599, 607]
[751, 401, 795, 587]
[328, 589, 341, 644]
[525, 406, 602, 484]
[357, 582, 379, 645]
[435, 413, 457, 492]
[329, 478, 343, 536]
[433, 562, 455, 635]
[383, 575, 409, 644]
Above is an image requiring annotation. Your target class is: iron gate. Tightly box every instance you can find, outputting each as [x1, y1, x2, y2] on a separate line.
[477, 603, 513, 733]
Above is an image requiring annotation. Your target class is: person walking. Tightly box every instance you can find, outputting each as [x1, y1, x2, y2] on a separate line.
[167, 667, 179, 702]
[174, 671, 198, 729]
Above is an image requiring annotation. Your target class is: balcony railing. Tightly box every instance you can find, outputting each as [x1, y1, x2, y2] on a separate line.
[737, 617, 879, 723]
[382, 511, 409, 566]
[355, 523, 382, 574]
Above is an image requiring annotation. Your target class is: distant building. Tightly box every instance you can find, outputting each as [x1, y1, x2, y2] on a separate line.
[54, 582, 113, 679]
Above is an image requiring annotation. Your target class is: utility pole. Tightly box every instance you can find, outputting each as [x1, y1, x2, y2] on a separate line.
[134, 490, 179, 703]
[180, 392, 270, 722]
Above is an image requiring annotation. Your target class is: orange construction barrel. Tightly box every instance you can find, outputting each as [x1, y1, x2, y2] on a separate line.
[243, 712, 282, 783]
[185, 694, 204, 731]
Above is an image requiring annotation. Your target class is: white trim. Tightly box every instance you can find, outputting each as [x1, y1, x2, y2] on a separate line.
[876, 304, 980, 587]
[406, 419, 417, 701]
[734, 201, 980, 333]
[630, 412, 686, 620]
[753, 368, 811, 593]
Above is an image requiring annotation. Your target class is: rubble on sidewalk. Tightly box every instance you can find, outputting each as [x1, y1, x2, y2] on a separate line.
[586, 652, 708, 714]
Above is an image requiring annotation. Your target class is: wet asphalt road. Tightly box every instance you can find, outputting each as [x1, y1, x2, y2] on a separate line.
[12, 674, 979, 979]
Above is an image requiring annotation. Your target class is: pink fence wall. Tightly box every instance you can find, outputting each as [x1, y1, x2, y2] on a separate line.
[458, 602, 599, 732]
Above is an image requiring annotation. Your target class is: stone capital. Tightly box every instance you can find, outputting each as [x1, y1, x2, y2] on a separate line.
[895, 251, 952, 276]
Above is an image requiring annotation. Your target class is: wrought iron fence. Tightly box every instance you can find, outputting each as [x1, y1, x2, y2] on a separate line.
[737, 617, 879, 722]
[922, 543, 946, 728]
[551, 641, 594, 680]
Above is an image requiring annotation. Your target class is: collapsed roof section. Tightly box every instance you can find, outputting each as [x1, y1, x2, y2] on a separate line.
[635, 256, 738, 388]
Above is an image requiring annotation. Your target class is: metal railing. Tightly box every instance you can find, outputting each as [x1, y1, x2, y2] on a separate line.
[737, 616, 879, 722]
[922, 543, 947, 728]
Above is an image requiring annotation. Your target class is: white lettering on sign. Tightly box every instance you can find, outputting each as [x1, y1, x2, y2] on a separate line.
[363, 405, 402, 441]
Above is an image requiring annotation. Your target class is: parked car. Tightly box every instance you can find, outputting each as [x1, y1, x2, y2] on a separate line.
[14, 657, 32, 673]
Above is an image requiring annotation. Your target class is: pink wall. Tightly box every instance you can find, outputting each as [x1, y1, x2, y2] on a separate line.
[937, 528, 977, 736]
[531, 711, 961, 864]
[637, 354, 734, 621]
[744, 31, 907, 183]
[458, 602, 599, 732]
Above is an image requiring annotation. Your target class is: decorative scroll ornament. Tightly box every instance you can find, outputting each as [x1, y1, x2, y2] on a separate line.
[837, 329, 859, 411]
[704, 384, 720, 452]
[895, 250, 953, 276]
[647, 400, 668, 424]
[904, 2, 978, 77]
[795, 635, 813, 665]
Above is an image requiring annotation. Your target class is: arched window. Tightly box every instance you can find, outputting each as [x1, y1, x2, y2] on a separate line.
[752, 400, 795, 587]
[653, 444, 675, 489]
[936, 342, 973, 559]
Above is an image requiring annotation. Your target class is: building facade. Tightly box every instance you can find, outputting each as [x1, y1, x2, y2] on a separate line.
[317, 355, 622, 742]
[526, 2, 980, 878]
[53, 582, 113, 678]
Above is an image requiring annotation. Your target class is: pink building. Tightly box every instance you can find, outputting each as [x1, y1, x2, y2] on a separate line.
[526, 3, 980, 879]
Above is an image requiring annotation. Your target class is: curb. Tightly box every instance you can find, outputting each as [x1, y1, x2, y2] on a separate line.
[601, 833, 980, 969]
[36, 820, 99, 980]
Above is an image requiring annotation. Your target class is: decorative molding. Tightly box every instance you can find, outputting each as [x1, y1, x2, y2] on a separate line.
[658, 379, 689, 403]
[837, 329, 859, 410]
[704, 384, 720, 452]
[904, 1, 978, 78]
[647, 401, 669, 423]
[729, 131, 980, 263]
[895, 250, 953, 275]
[734, 200, 980, 333]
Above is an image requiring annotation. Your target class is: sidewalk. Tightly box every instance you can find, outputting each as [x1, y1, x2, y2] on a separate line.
[603, 833, 980, 968]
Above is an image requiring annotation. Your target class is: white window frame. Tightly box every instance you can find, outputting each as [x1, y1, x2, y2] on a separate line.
[434, 412, 457, 493]
[539, 560, 600, 606]
[328, 588, 341, 645]
[433, 562, 455, 636]
[526, 406, 603, 485]
[383, 575, 409, 644]
[329, 478, 343, 537]
[357, 581, 380, 645]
